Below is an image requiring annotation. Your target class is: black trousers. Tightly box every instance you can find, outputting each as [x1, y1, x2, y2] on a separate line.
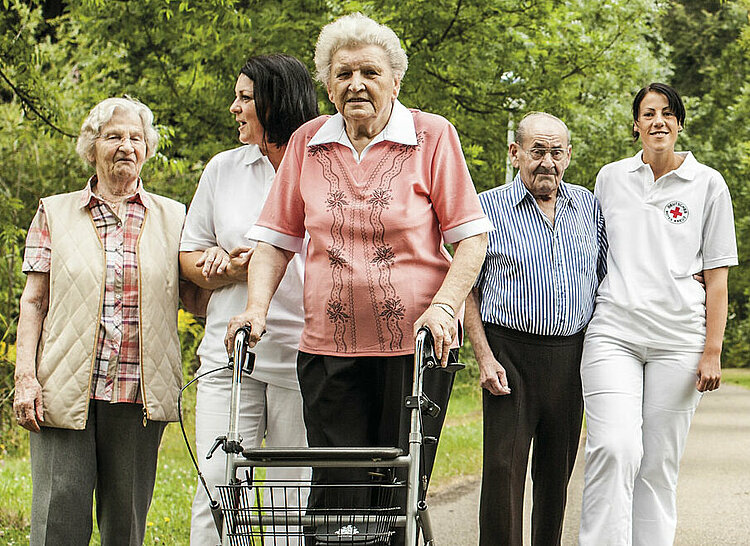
[297, 351, 455, 545]
[479, 324, 584, 546]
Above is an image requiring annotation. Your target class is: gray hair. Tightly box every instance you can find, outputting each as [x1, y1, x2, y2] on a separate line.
[76, 96, 159, 165]
[515, 112, 571, 146]
[314, 13, 408, 86]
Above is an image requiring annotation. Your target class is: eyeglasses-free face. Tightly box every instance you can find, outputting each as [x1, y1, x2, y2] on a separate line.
[94, 109, 147, 185]
[634, 90, 682, 159]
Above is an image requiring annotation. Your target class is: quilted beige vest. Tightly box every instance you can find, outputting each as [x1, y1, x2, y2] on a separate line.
[37, 189, 185, 429]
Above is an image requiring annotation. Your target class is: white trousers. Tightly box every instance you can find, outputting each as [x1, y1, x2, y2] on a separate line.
[579, 334, 703, 546]
[190, 366, 309, 546]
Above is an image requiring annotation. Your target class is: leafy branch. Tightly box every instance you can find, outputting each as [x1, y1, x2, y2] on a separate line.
[0, 66, 77, 138]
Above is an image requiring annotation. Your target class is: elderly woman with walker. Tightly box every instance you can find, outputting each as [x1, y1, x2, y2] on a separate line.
[180, 53, 319, 545]
[13, 96, 185, 546]
[225, 13, 491, 546]
[578, 82, 738, 545]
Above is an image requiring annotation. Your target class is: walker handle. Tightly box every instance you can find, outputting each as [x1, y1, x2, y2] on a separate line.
[415, 326, 463, 372]
[231, 325, 256, 374]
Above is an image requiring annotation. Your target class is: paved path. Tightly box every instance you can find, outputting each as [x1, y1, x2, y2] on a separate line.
[427, 384, 750, 545]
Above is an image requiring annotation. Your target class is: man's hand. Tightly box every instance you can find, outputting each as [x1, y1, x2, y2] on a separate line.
[414, 304, 456, 368]
[13, 375, 44, 432]
[479, 357, 511, 396]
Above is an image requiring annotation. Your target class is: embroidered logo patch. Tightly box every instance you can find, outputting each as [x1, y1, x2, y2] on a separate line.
[664, 200, 689, 224]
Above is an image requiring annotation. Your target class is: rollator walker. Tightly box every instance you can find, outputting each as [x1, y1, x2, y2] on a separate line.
[185, 325, 460, 545]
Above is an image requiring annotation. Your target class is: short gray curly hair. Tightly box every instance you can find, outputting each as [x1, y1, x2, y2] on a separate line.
[314, 13, 408, 86]
[76, 96, 159, 166]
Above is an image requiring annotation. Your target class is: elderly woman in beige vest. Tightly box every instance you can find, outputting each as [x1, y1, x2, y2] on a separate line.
[13, 96, 184, 546]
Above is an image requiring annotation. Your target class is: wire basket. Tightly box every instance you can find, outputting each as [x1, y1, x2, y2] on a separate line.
[217, 474, 404, 546]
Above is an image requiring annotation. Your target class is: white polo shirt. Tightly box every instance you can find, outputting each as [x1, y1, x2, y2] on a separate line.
[586, 151, 737, 350]
[180, 145, 305, 389]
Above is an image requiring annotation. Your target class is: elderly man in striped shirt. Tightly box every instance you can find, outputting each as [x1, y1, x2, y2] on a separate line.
[465, 112, 607, 546]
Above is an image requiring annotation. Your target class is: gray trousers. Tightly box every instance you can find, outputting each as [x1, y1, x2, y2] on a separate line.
[30, 400, 166, 546]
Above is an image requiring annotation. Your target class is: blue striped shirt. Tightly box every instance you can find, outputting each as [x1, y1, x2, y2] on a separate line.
[475, 174, 607, 336]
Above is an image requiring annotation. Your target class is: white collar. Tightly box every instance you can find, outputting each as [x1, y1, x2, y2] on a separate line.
[307, 99, 417, 150]
[242, 144, 265, 165]
[627, 150, 697, 181]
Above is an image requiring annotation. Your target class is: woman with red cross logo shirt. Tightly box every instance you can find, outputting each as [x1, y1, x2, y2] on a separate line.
[579, 83, 738, 546]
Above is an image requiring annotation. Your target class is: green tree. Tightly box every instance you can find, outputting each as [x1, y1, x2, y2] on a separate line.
[658, 0, 750, 367]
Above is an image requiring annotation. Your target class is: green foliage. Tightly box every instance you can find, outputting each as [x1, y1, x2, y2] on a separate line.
[178, 309, 204, 376]
[375, 0, 669, 191]
[657, 0, 750, 365]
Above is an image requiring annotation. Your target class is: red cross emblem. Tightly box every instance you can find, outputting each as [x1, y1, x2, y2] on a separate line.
[664, 200, 689, 224]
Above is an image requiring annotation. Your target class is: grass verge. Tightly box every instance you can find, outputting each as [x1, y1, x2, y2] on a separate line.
[722, 367, 750, 389]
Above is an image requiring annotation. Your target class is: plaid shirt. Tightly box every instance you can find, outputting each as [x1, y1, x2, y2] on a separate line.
[23, 177, 150, 404]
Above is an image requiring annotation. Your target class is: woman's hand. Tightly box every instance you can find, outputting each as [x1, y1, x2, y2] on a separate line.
[414, 305, 457, 368]
[225, 246, 253, 281]
[696, 351, 721, 392]
[14, 271, 49, 433]
[181, 246, 253, 290]
[225, 310, 266, 355]
[698, 267, 728, 393]
[14, 374, 44, 432]
[195, 246, 231, 280]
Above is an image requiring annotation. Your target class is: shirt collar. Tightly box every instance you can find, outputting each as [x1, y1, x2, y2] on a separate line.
[81, 175, 150, 209]
[242, 144, 265, 165]
[510, 173, 572, 207]
[627, 150, 697, 181]
[307, 99, 418, 148]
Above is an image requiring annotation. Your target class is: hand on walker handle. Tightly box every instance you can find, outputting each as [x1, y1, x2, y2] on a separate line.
[414, 304, 457, 368]
[225, 310, 266, 355]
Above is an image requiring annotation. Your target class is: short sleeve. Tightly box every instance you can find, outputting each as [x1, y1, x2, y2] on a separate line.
[22, 202, 52, 273]
[180, 159, 218, 251]
[428, 122, 492, 244]
[702, 183, 738, 269]
[248, 131, 306, 252]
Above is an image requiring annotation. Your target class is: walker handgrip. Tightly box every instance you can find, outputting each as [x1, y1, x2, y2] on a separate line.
[415, 326, 438, 368]
[232, 325, 256, 374]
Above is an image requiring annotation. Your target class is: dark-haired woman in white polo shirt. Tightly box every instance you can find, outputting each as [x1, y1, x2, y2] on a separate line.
[579, 82, 737, 546]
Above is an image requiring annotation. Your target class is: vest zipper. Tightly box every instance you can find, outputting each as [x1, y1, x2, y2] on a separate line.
[137, 208, 149, 427]
[88, 209, 107, 426]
